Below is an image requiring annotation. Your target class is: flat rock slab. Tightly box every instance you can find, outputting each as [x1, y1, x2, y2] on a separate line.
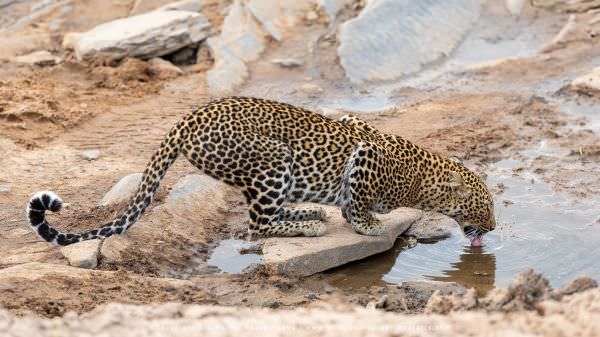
[73, 10, 211, 61]
[262, 207, 422, 277]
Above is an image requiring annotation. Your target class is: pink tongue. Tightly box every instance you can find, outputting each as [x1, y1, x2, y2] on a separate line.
[470, 235, 484, 247]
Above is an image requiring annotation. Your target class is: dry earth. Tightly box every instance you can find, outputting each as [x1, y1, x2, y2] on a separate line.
[2, 0, 600, 335]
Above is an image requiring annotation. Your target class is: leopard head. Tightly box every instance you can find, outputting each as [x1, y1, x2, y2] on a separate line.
[440, 168, 496, 243]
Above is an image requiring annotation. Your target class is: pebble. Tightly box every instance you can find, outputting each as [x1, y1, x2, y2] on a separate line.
[305, 10, 319, 21]
[0, 185, 11, 193]
[13, 50, 62, 67]
[301, 83, 323, 94]
[80, 150, 100, 161]
[271, 58, 303, 68]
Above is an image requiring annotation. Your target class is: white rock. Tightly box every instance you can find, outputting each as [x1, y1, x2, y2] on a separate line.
[271, 58, 303, 68]
[166, 174, 227, 229]
[404, 212, 457, 241]
[80, 149, 100, 161]
[206, 0, 315, 94]
[263, 207, 422, 277]
[100, 173, 143, 206]
[73, 10, 211, 61]
[206, 2, 266, 95]
[305, 10, 319, 21]
[62, 32, 81, 50]
[148, 57, 184, 78]
[156, 0, 204, 12]
[301, 83, 323, 94]
[0, 185, 10, 193]
[60, 239, 102, 269]
[246, 0, 313, 41]
[338, 0, 483, 84]
[318, 0, 354, 20]
[13, 50, 62, 66]
[130, 0, 201, 15]
[505, 0, 526, 15]
[571, 67, 600, 92]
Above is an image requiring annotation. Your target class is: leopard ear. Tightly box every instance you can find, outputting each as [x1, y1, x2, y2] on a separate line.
[447, 171, 472, 198]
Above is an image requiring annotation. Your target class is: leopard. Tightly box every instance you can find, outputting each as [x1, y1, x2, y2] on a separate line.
[26, 96, 496, 246]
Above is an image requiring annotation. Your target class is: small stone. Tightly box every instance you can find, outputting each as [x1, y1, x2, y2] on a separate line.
[148, 58, 184, 79]
[306, 10, 319, 21]
[60, 239, 102, 269]
[404, 212, 457, 242]
[100, 173, 143, 206]
[570, 67, 600, 93]
[13, 50, 62, 67]
[301, 83, 323, 94]
[156, 0, 203, 12]
[0, 185, 11, 193]
[80, 150, 100, 161]
[271, 58, 303, 68]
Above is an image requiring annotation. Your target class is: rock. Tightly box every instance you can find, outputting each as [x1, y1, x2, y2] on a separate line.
[206, 0, 313, 94]
[301, 83, 323, 94]
[130, 0, 202, 15]
[100, 173, 143, 206]
[305, 10, 319, 21]
[101, 174, 233, 274]
[338, 0, 483, 83]
[12, 50, 62, 66]
[165, 174, 228, 232]
[505, 0, 526, 15]
[73, 10, 211, 61]
[246, 0, 313, 41]
[569, 67, 600, 94]
[262, 206, 422, 277]
[80, 149, 100, 161]
[206, 2, 266, 95]
[148, 57, 184, 79]
[539, 14, 577, 53]
[404, 212, 457, 241]
[318, 0, 354, 20]
[155, 0, 204, 12]
[60, 239, 102, 269]
[0, 185, 10, 193]
[61, 32, 81, 50]
[271, 58, 303, 68]
[532, 0, 600, 12]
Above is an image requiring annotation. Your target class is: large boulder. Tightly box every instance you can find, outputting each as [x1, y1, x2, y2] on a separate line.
[72, 10, 211, 61]
[338, 0, 483, 84]
[262, 206, 422, 277]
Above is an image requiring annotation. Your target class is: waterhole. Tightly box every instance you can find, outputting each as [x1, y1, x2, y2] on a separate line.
[325, 152, 600, 294]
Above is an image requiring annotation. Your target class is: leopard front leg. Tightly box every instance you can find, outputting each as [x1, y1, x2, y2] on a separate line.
[340, 142, 387, 236]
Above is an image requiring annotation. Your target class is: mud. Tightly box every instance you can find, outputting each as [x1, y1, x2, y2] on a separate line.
[1, 1, 600, 332]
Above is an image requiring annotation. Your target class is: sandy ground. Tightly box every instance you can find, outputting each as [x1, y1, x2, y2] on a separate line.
[2, 0, 600, 333]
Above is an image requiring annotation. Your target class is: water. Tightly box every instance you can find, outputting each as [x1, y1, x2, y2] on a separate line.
[326, 153, 600, 293]
[207, 239, 263, 273]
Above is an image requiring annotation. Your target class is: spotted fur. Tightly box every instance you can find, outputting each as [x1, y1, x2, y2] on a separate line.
[26, 97, 495, 246]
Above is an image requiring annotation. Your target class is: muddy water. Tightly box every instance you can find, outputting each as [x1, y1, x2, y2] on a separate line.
[326, 142, 600, 294]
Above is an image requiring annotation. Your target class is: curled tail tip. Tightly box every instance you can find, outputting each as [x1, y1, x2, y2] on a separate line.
[28, 191, 63, 213]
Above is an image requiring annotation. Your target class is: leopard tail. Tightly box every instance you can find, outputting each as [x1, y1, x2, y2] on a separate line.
[25, 121, 187, 246]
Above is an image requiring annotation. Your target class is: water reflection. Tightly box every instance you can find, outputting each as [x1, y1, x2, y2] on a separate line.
[325, 237, 497, 294]
[428, 246, 496, 295]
